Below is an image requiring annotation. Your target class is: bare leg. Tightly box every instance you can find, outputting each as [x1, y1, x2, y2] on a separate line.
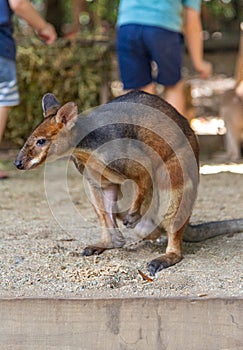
[164, 80, 185, 115]
[140, 83, 155, 95]
[0, 106, 8, 142]
[124, 83, 155, 95]
[0, 106, 9, 178]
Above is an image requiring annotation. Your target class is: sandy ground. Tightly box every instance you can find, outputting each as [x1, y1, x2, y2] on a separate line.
[0, 152, 243, 299]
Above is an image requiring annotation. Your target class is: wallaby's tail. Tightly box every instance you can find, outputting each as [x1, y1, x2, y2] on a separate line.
[184, 219, 243, 242]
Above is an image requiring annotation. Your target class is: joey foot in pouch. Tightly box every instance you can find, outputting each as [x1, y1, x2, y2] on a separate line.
[123, 210, 141, 228]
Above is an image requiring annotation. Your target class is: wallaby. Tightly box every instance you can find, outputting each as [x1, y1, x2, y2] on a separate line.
[221, 23, 243, 161]
[220, 88, 243, 161]
[14, 91, 243, 275]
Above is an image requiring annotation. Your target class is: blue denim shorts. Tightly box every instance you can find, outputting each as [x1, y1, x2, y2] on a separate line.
[117, 24, 184, 89]
[0, 56, 20, 106]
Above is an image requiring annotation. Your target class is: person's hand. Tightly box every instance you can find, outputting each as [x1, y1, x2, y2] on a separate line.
[195, 60, 212, 79]
[235, 80, 243, 98]
[37, 23, 57, 45]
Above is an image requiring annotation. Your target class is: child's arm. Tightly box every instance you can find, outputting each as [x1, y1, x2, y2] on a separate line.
[9, 0, 57, 44]
[183, 6, 212, 79]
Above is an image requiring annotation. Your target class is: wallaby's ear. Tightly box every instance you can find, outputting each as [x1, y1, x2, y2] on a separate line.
[55, 102, 78, 130]
[42, 93, 61, 118]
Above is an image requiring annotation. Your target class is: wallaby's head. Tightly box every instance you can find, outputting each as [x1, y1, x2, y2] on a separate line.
[14, 93, 78, 170]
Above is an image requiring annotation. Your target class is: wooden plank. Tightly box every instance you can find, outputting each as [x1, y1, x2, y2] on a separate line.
[0, 298, 242, 350]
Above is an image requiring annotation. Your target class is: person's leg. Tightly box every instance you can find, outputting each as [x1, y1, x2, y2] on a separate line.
[0, 106, 9, 142]
[144, 26, 185, 110]
[0, 106, 9, 178]
[0, 56, 20, 178]
[117, 24, 153, 91]
[140, 82, 155, 94]
[164, 80, 185, 115]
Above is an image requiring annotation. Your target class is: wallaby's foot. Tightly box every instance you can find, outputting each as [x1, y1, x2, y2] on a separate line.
[82, 245, 107, 256]
[147, 253, 182, 276]
[82, 233, 125, 256]
[123, 211, 141, 228]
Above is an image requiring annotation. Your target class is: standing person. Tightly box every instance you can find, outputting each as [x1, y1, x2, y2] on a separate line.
[0, 0, 57, 179]
[116, 0, 212, 115]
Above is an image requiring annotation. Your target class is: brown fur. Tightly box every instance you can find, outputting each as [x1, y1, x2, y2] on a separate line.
[220, 89, 243, 161]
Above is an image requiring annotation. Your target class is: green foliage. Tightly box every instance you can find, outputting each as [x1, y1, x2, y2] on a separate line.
[203, 0, 243, 22]
[203, 0, 235, 19]
[5, 38, 111, 145]
[88, 0, 120, 26]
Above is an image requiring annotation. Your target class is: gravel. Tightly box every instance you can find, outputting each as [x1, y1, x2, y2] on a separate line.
[0, 157, 242, 298]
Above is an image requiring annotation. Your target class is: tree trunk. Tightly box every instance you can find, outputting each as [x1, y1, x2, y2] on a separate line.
[45, 0, 64, 37]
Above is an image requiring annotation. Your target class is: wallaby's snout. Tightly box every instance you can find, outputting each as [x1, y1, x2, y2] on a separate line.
[14, 93, 78, 171]
[14, 157, 24, 170]
[14, 138, 37, 170]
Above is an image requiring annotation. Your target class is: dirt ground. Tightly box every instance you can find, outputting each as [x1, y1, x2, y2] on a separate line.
[0, 151, 242, 299]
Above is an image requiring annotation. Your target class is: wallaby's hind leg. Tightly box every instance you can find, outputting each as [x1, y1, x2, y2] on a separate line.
[82, 183, 125, 256]
[147, 155, 198, 275]
[147, 221, 187, 276]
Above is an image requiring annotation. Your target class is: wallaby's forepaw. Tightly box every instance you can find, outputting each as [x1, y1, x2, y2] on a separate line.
[82, 232, 126, 256]
[82, 246, 107, 256]
[123, 211, 141, 228]
[147, 253, 182, 276]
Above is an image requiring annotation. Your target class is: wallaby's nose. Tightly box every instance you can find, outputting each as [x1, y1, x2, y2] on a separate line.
[14, 158, 24, 169]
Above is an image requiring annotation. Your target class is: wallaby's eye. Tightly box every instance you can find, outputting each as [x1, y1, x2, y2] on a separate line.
[36, 138, 46, 146]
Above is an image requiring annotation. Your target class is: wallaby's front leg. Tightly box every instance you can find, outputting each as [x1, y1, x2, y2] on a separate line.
[82, 182, 125, 256]
[123, 165, 152, 228]
[102, 184, 126, 247]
